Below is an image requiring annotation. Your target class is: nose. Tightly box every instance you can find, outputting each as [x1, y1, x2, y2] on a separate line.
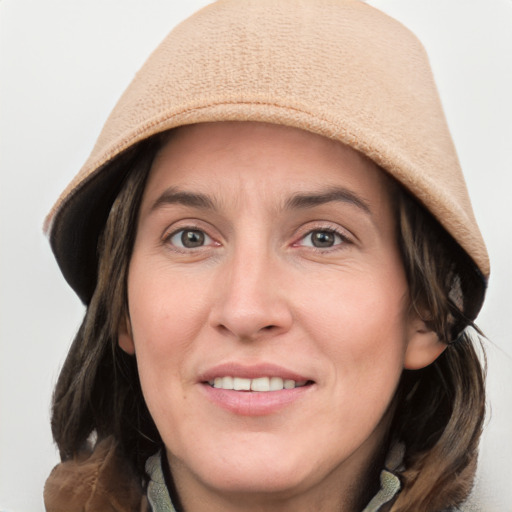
[208, 247, 293, 341]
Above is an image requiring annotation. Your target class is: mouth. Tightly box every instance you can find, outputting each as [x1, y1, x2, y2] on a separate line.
[206, 376, 313, 392]
[199, 364, 315, 414]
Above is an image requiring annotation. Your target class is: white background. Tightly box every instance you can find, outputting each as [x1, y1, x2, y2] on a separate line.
[1, 1, 511, 510]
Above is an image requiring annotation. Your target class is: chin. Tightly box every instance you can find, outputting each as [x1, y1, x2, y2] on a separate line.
[169, 441, 317, 496]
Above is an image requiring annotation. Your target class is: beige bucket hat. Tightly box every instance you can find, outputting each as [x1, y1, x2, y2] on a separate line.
[45, 0, 489, 307]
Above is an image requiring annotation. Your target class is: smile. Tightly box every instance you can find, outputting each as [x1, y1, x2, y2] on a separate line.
[208, 376, 310, 392]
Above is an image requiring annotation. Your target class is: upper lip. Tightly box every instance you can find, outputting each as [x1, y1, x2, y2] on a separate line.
[198, 362, 313, 383]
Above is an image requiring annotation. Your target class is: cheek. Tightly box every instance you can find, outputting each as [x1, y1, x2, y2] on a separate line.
[307, 288, 406, 449]
[300, 268, 409, 386]
[128, 257, 208, 346]
[126, 260, 210, 406]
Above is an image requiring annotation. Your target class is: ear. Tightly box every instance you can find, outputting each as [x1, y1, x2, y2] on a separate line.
[118, 315, 135, 355]
[404, 312, 447, 370]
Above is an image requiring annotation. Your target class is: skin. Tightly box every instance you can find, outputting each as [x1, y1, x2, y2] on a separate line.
[119, 122, 444, 512]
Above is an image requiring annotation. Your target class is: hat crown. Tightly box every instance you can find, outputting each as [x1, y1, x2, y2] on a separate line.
[45, 0, 489, 304]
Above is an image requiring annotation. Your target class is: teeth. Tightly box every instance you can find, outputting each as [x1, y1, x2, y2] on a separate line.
[213, 376, 232, 389]
[251, 377, 270, 392]
[233, 377, 251, 390]
[284, 379, 295, 389]
[269, 377, 284, 391]
[209, 376, 308, 392]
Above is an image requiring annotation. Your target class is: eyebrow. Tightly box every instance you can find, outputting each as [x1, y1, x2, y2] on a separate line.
[150, 187, 217, 212]
[285, 187, 371, 214]
[149, 185, 371, 216]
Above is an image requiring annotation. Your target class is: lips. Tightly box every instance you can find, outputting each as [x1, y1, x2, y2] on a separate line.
[199, 363, 315, 415]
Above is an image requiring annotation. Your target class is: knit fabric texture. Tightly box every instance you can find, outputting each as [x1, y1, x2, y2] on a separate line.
[44, 0, 489, 303]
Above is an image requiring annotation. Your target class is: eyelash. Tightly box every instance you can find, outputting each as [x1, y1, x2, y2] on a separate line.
[293, 226, 351, 251]
[163, 225, 218, 252]
[162, 223, 351, 254]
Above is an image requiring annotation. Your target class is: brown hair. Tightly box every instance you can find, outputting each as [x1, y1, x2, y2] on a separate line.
[390, 189, 486, 511]
[50, 139, 161, 475]
[50, 135, 486, 511]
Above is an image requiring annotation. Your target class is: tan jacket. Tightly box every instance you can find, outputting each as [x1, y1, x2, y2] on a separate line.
[44, 437, 149, 512]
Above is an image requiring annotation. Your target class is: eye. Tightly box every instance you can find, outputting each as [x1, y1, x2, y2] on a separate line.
[300, 229, 345, 249]
[167, 229, 213, 249]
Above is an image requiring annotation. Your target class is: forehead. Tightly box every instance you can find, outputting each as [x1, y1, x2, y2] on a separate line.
[143, 121, 392, 210]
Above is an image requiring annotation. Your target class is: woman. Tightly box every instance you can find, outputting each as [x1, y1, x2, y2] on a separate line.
[43, 1, 488, 511]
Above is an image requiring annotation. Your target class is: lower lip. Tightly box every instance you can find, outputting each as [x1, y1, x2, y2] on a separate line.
[200, 383, 314, 416]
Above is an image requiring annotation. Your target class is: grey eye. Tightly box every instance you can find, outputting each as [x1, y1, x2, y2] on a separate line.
[169, 229, 211, 248]
[303, 230, 342, 248]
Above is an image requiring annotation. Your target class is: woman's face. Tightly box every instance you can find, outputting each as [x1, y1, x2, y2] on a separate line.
[120, 122, 438, 508]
